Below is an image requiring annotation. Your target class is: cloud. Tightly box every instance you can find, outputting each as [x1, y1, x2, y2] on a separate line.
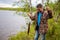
[0, 0, 42, 7]
[31, 0, 42, 7]
[0, 0, 19, 4]
[0, 0, 56, 8]
[0, 3, 18, 8]
[0, 0, 19, 8]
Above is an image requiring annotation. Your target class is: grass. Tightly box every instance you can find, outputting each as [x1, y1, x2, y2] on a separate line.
[8, 18, 60, 40]
[9, 23, 35, 40]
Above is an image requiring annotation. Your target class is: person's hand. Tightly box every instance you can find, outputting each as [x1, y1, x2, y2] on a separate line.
[28, 13, 32, 17]
[44, 11, 48, 14]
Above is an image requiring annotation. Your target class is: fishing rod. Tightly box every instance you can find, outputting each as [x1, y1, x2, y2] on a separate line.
[27, 0, 32, 35]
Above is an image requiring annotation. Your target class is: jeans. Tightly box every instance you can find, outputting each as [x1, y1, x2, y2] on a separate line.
[34, 30, 45, 40]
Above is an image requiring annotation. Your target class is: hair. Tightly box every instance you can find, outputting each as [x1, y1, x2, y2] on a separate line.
[36, 4, 43, 8]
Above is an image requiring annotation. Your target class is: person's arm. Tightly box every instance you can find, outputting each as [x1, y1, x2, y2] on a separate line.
[28, 13, 36, 21]
[48, 10, 53, 19]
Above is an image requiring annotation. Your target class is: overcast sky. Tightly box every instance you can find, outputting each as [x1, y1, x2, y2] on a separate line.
[0, 0, 56, 8]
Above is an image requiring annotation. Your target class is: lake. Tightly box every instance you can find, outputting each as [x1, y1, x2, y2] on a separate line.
[0, 10, 29, 40]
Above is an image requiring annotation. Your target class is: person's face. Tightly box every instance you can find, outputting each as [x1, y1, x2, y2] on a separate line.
[37, 7, 43, 12]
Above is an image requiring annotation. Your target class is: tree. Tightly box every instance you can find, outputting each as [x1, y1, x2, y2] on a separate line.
[47, 0, 49, 5]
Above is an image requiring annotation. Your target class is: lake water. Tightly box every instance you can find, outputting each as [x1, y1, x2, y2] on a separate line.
[0, 10, 29, 40]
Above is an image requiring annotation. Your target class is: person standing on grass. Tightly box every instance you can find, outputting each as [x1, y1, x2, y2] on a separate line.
[28, 4, 53, 40]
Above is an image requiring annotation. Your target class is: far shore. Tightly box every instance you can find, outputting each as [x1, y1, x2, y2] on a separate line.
[0, 7, 21, 11]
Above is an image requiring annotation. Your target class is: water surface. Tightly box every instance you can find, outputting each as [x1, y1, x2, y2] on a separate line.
[0, 10, 27, 40]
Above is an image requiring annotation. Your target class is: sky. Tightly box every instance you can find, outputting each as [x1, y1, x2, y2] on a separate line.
[0, 0, 57, 8]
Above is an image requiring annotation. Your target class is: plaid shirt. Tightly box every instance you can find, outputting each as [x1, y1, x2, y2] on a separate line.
[29, 10, 52, 34]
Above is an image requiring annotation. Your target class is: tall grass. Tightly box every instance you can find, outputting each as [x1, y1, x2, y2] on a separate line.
[9, 18, 60, 40]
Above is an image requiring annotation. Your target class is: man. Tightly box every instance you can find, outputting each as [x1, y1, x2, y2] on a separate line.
[28, 4, 53, 40]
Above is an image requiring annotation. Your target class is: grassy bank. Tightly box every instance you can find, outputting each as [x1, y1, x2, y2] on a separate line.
[9, 18, 60, 40]
[9, 23, 35, 40]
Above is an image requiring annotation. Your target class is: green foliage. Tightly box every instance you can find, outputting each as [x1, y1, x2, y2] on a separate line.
[9, 0, 60, 40]
[9, 24, 35, 40]
[9, 18, 60, 40]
